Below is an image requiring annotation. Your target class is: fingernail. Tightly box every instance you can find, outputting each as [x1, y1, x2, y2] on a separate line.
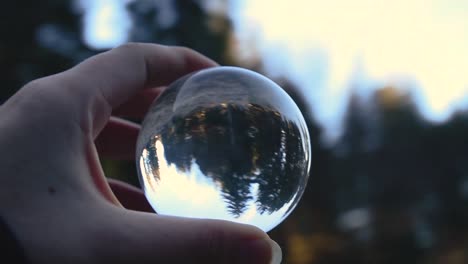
[240, 238, 282, 264]
[267, 239, 282, 264]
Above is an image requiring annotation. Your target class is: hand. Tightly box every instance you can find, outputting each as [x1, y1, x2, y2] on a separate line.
[0, 43, 282, 264]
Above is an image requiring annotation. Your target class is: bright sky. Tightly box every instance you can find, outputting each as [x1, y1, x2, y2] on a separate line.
[139, 136, 294, 232]
[232, 0, 468, 141]
[80, 0, 468, 142]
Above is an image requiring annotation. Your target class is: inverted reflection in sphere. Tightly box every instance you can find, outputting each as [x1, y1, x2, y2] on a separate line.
[136, 66, 311, 232]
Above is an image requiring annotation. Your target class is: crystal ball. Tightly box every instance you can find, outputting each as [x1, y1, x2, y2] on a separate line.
[135, 66, 311, 232]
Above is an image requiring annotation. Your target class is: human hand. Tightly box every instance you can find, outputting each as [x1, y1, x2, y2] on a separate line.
[0, 43, 282, 264]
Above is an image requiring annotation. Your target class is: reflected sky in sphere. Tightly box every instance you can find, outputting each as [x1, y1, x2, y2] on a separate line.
[136, 67, 311, 232]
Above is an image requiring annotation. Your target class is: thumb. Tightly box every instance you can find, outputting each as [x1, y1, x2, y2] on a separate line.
[102, 210, 282, 264]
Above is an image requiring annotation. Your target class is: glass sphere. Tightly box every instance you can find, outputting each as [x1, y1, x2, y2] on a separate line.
[135, 66, 311, 232]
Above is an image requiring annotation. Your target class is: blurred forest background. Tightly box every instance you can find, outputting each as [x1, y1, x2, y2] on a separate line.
[1, 1, 468, 263]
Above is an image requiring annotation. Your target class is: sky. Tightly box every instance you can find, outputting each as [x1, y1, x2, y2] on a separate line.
[79, 0, 468, 143]
[231, 0, 468, 142]
[78, 0, 132, 49]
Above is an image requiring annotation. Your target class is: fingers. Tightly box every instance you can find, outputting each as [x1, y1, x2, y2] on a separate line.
[100, 212, 282, 264]
[10, 44, 217, 139]
[28, 43, 217, 137]
[107, 178, 154, 213]
[95, 117, 140, 160]
[112, 87, 165, 120]
[53, 43, 217, 137]
[73, 43, 216, 107]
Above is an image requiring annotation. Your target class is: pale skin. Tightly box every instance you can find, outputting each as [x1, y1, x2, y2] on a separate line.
[0, 43, 281, 264]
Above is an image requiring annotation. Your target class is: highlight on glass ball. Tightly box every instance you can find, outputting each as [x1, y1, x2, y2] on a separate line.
[135, 66, 311, 232]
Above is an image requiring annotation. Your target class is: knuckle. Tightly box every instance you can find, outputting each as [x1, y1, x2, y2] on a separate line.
[23, 77, 46, 90]
[115, 42, 144, 54]
[15, 79, 58, 111]
[172, 45, 195, 56]
[11, 78, 77, 128]
[172, 45, 190, 52]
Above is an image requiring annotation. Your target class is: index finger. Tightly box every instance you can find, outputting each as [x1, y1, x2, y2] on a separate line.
[60, 43, 217, 136]
[73, 43, 216, 106]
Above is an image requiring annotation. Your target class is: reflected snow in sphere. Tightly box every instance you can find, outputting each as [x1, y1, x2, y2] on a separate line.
[136, 66, 311, 232]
